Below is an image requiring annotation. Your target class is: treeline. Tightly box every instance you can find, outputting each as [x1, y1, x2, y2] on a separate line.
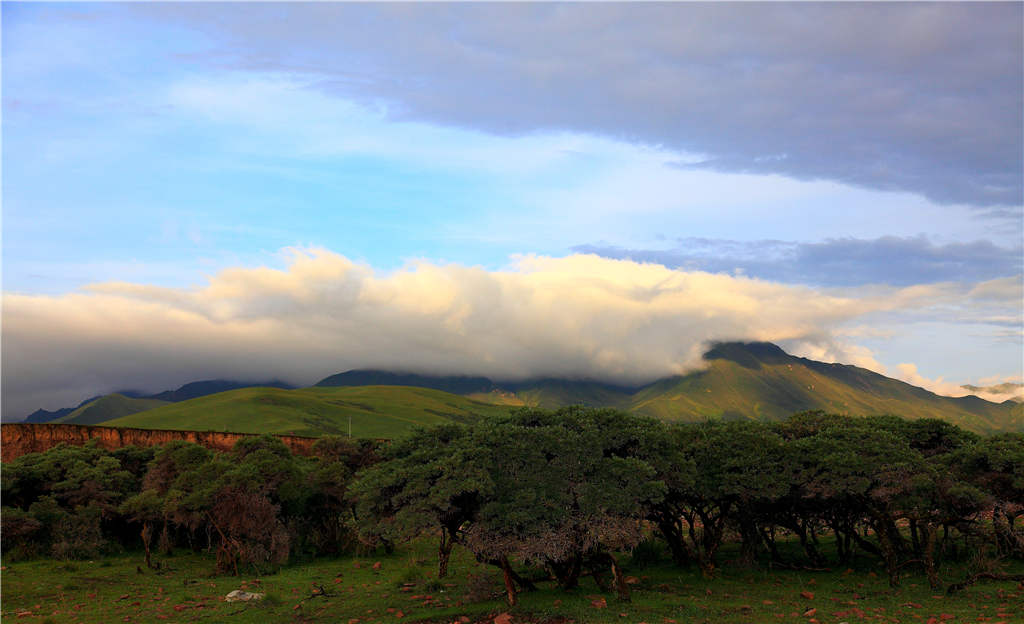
[2, 409, 1022, 604]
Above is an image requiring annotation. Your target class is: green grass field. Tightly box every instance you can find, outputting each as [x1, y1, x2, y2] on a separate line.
[2, 536, 1021, 624]
[54, 395, 171, 426]
[629, 358, 1018, 434]
[104, 386, 515, 438]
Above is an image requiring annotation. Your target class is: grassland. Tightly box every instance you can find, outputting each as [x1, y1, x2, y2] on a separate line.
[628, 355, 1021, 434]
[54, 395, 170, 426]
[104, 386, 514, 438]
[3, 536, 1021, 624]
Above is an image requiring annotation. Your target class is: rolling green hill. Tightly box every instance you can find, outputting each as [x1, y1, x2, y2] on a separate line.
[104, 386, 514, 438]
[45, 342, 1022, 437]
[626, 343, 1020, 433]
[54, 394, 171, 425]
[507, 379, 635, 410]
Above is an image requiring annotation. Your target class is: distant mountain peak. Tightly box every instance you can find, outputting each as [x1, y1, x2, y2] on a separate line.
[702, 341, 791, 370]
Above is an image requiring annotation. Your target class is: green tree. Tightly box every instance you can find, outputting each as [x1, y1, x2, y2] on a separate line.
[351, 423, 489, 579]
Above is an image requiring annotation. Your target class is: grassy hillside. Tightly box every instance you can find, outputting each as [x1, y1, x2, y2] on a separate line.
[629, 343, 1019, 433]
[104, 386, 514, 438]
[58, 342, 1022, 436]
[54, 394, 170, 425]
[508, 379, 635, 410]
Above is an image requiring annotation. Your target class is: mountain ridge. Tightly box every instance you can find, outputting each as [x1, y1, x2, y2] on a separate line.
[19, 343, 1021, 435]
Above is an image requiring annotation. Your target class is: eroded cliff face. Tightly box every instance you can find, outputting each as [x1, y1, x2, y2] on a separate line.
[1, 423, 319, 462]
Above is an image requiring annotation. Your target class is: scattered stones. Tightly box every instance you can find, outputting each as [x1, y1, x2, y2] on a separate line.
[224, 590, 264, 602]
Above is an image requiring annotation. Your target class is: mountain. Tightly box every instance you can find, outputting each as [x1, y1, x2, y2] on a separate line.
[23, 394, 101, 423]
[308, 342, 1019, 434]
[961, 382, 1024, 403]
[29, 343, 1022, 436]
[314, 371, 637, 410]
[146, 379, 294, 402]
[316, 370, 494, 395]
[22, 379, 295, 424]
[103, 385, 513, 438]
[627, 342, 1021, 433]
[53, 394, 171, 425]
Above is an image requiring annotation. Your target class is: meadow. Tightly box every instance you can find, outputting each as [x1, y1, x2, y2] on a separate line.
[3, 408, 1022, 623]
[3, 536, 1022, 623]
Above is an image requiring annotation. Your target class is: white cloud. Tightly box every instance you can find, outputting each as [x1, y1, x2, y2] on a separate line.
[5, 249, 1017, 419]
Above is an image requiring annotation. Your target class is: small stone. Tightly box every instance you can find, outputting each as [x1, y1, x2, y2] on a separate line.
[224, 590, 264, 603]
[801, 591, 815, 600]
[372, 561, 382, 570]
[804, 608, 817, 617]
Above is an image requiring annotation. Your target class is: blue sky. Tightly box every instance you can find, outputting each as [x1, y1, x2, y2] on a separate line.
[3, 3, 1022, 418]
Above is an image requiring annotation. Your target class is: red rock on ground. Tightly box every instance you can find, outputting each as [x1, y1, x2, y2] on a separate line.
[493, 613, 513, 624]
[801, 591, 815, 600]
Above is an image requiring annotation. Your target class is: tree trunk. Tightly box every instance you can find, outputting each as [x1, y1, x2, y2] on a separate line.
[921, 524, 941, 591]
[607, 552, 630, 602]
[499, 556, 518, 606]
[656, 516, 690, 566]
[141, 521, 153, 569]
[870, 516, 901, 588]
[438, 527, 454, 579]
[738, 517, 761, 566]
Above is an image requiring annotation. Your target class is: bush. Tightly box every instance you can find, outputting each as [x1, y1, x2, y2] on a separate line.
[629, 535, 665, 568]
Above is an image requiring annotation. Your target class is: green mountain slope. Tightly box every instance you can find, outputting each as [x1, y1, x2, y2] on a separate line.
[58, 342, 1021, 437]
[627, 343, 1020, 433]
[104, 386, 514, 438]
[54, 394, 171, 425]
[507, 379, 635, 410]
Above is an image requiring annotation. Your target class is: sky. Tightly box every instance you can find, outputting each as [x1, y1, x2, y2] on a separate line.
[2, 2, 1022, 420]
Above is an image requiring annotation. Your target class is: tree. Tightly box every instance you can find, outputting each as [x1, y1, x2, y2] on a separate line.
[957, 433, 1024, 557]
[351, 423, 489, 578]
[461, 408, 664, 603]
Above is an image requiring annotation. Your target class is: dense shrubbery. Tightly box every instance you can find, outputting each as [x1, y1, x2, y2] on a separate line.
[2, 409, 1021, 603]
[1, 435, 380, 574]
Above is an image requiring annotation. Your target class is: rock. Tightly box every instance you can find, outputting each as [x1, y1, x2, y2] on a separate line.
[591, 597, 608, 609]
[624, 576, 641, 585]
[494, 613, 513, 624]
[800, 591, 815, 600]
[372, 561, 382, 570]
[224, 590, 264, 602]
[803, 608, 817, 617]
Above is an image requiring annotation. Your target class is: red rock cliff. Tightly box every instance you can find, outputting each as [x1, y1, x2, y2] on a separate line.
[1, 423, 320, 462]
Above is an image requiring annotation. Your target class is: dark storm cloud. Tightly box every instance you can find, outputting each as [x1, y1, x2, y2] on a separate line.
[572, 236, 1024, 287]
[132, 2, 1023, 208]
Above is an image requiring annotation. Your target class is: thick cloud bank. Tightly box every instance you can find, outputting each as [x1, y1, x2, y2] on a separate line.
[137, 2, 1023, 207]
[4, 250, 1016, 420]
